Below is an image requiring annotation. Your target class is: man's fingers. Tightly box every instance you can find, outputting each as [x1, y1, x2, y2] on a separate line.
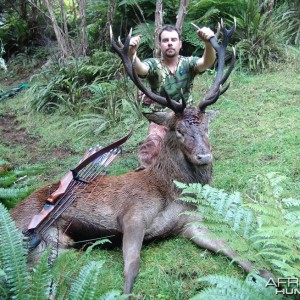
[196, 27, 215, 41]
[129, 35, 143, 47]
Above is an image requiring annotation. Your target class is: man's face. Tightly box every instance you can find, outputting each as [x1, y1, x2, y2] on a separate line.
[160, 30, 182, 59]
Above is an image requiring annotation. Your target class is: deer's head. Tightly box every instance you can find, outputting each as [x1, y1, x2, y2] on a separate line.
[111, 20, 236, 167]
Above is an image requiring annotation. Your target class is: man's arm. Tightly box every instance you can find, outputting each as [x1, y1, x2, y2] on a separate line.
[195, 27, 216, 73]
[129, 35, 150, 77]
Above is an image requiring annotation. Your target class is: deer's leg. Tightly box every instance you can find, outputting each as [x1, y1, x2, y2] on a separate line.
[181, 225, 252, 273]
[122, 220, 145, 295]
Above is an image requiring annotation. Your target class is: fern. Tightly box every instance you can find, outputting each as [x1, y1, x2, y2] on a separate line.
[176, 173, 300, 278]
[0, 203, 30, 300]
[0, 187, 31, 199]
[0, 161, 45, 208]
[191, 274, 282, 300]
[0, 203, 120, 299]
[0, 174, 17, 187]
[13, 164, 46, 177]
[68, 260, 105, 300]
[28, 249, 52, 300]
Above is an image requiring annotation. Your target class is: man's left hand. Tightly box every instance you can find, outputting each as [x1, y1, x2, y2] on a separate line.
[196, 27, 215, 42]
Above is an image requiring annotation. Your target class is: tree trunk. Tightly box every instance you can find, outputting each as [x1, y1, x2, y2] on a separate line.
[77, 0, 87, 56]
[43, 0, 70, 57]
[176, 0, 189, 35]
[20, 0, 27, 21]
[28, 0, 38, 41]
[154, 0, 163, 58]
[60, 0, 70, 51]
[103, 0, 118, 50]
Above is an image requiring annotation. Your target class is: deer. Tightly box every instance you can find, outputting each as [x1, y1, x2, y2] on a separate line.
[10, 20, 272, 297]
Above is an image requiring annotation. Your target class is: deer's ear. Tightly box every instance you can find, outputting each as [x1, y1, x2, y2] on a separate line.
[143, 111, 174, 126]
[204, 109, 220, 123]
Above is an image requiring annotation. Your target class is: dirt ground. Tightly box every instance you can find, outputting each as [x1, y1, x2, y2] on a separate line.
[0, 112, 74, 167]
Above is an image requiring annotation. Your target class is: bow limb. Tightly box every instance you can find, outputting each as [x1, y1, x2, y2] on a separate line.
[47, 129, 133, 204]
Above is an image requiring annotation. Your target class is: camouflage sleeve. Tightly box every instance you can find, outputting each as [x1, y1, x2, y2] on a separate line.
[189, 56, 201, 74]
[142, 58, 159, 78]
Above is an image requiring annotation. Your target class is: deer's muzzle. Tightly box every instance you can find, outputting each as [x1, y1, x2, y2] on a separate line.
[195, 153, 213, 165]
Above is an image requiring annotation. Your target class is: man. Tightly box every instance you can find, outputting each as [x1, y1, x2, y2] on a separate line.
[129, 25, 216, 169]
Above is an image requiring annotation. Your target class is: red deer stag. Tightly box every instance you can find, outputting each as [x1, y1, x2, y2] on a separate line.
[11, 20, 270, 297]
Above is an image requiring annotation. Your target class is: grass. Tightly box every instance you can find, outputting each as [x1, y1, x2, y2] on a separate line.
[0, 49, 299, 298]
[208, 66, 300, 196]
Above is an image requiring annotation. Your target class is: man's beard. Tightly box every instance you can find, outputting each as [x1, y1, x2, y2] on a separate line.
[165, 48, 176, 57]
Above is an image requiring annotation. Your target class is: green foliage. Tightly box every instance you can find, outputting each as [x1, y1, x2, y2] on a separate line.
[132, 22, 155, 58]
[176, 173, 300, 278]
[68, 260, 105, 300]
[0, 202, 30, 300]
[189, 0, 298, 72]
[67, 76, 142, 138]
[234, 1, 284, 72]
[0, 203, 122, 299]
[0, 15, 31, 57]
[191, 273, 281, 300]
[273, 1, 300, 45]
[0, 162, 45, 208]
[27, 51, 122, 115]
[28, 249, 52, 300]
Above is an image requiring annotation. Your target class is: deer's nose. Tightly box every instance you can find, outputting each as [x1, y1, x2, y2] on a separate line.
[196, 154, 213, 164]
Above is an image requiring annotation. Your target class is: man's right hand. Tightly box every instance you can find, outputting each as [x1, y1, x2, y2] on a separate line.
[129, 35, 142, 58]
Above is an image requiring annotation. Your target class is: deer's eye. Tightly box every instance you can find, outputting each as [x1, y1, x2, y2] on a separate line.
[176, 129, 184, 138]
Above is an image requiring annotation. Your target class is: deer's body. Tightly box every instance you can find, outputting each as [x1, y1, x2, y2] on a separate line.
[12, 109, 212, 246]
[11, 109, 232, 294]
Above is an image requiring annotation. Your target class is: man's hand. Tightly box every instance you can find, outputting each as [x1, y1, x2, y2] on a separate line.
[129, 35, 142, 58]
[196, 27, 215, 42]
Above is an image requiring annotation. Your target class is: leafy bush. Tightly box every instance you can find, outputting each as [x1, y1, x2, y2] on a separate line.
[234, 1, 284, 72]
[0, 15, 31, 57]
[188, 0, 298, 72]
[272, 1, 300, 46]
[27, 51, 123, 115]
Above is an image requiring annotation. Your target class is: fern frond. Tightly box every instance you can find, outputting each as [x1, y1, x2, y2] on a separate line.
[99, 290, 126, 300]
[282, 197, 300, 207]
[269, 259, 300, 277]
[0, 174, 17, 187]
[68, 260, 104, 300]
[0, 187, 31, 199]
[179, 173, 300, 278]
[0, 203, 30, 299]
[192, 274, 282, 300]
[28, 248, 52, 300]
[13, 164, 45, 176]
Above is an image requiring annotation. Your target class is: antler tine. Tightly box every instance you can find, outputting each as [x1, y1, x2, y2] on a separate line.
[215, 22, 221, 39]
[110, 26, 185, 114]
[220, 46, 236, 87]
[198, 19, 236, 113]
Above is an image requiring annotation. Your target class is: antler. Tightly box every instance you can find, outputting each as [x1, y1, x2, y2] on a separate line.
[198, 18, 236, 112]
[110, 26, 186, 114]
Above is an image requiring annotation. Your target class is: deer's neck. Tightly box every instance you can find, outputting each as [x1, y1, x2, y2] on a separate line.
[150, 132, 212, 186]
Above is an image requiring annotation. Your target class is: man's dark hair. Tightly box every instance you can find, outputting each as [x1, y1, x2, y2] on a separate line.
[158, 25, 181, 42]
